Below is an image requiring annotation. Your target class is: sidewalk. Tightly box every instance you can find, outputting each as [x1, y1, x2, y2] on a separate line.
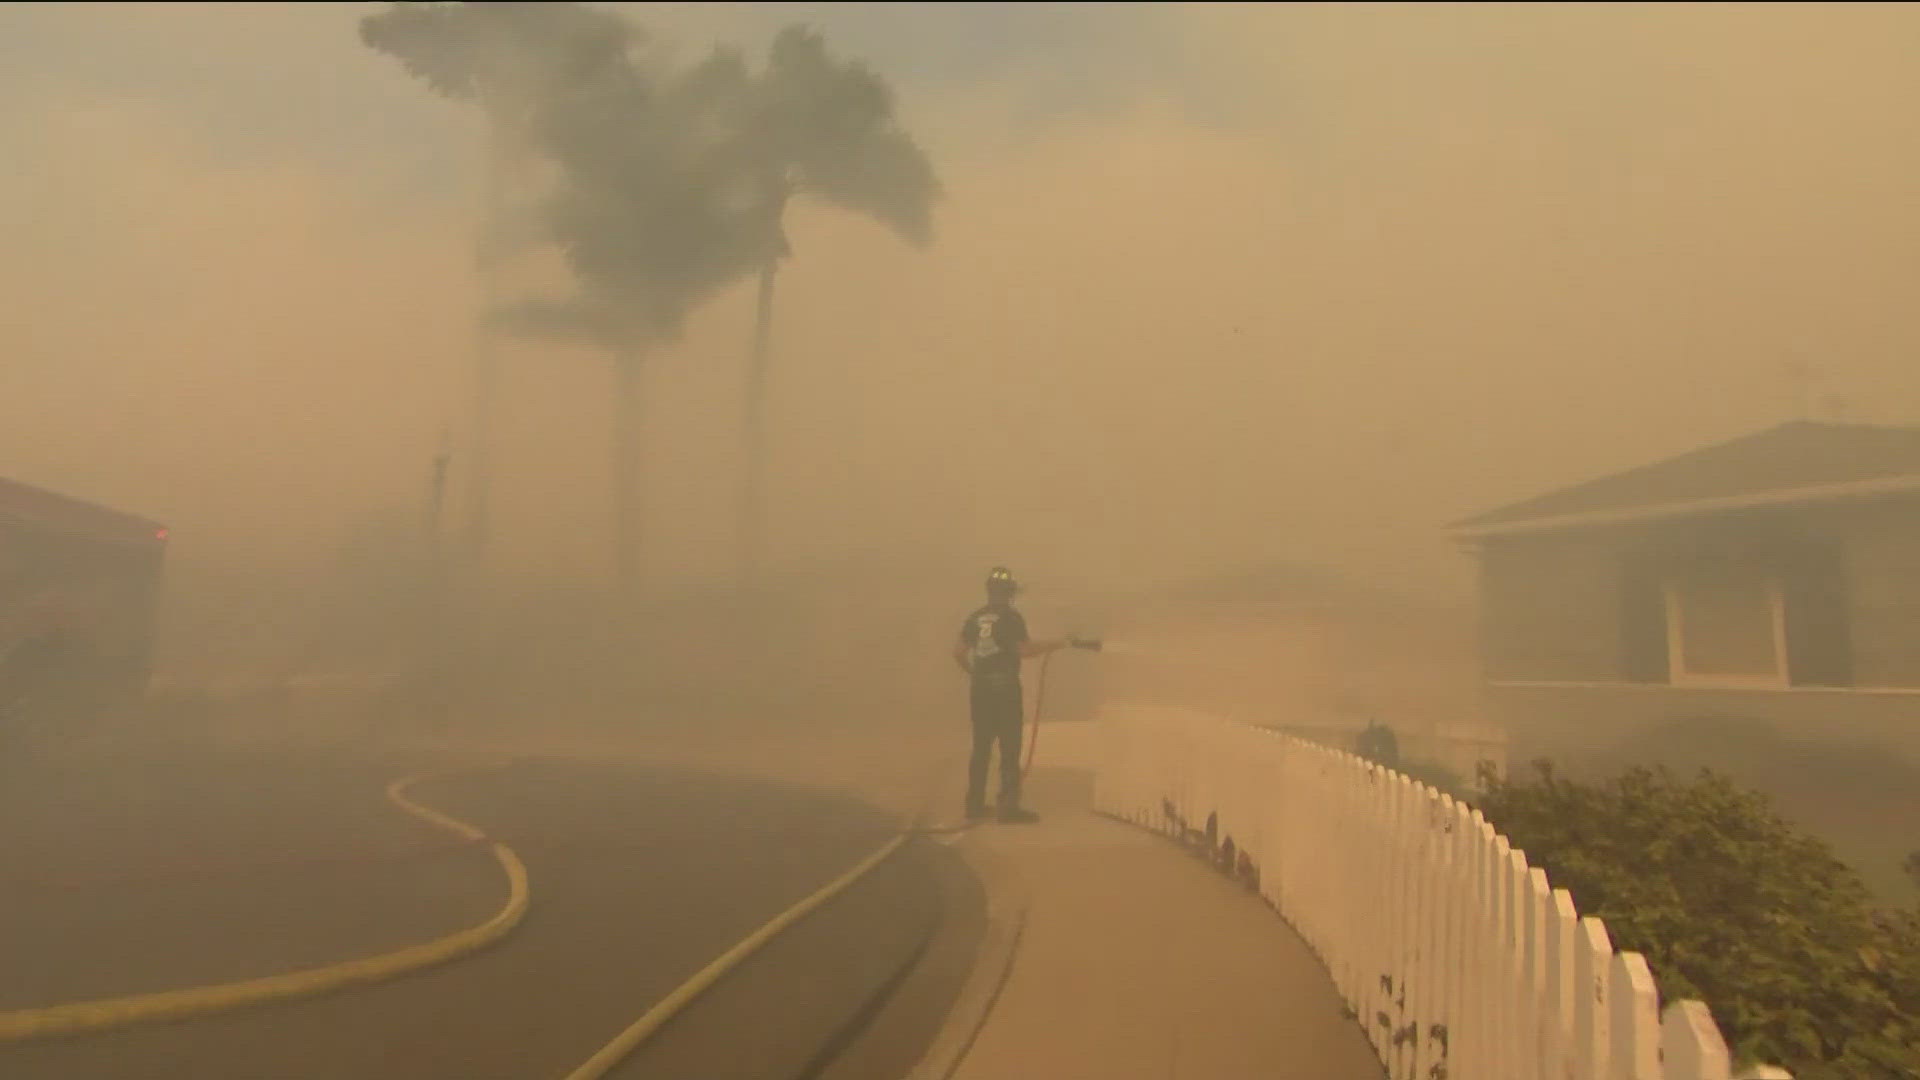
[928, 721, 1384, 1080]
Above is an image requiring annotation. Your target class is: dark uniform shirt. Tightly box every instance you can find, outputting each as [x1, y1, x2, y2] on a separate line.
[958, 602, 1029, 686]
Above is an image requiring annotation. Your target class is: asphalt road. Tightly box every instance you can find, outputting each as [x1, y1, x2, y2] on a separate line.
[0, 731, 983, 1080]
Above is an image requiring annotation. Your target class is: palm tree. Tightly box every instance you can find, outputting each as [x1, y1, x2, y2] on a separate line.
[730, 27, 941, 585]
[493, 43, 773, 593]
[363, 12, 924, 595]
[360, 2, 636, 564]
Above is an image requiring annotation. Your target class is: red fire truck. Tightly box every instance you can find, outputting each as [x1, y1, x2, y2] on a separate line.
[0, 476, 167, 719]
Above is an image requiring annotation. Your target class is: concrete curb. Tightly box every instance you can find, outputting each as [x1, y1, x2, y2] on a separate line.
[903, 840, 1032, 1080]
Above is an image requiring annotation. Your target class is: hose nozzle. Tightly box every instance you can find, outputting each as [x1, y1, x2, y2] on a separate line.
[1068, 636, 1103, 652]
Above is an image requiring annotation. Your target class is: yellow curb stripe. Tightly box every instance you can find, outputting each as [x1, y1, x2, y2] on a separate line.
[0, 767, 529, 1043]
[561, 832, 910, 1080]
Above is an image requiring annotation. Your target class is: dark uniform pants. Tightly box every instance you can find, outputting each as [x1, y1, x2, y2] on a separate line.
[968, 677, 1024, 812]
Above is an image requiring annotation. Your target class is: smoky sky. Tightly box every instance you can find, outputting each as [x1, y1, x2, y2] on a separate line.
[6, 3, 1920, 600]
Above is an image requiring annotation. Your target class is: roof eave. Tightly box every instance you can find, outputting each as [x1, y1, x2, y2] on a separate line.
[1449, 473, 1920, 541]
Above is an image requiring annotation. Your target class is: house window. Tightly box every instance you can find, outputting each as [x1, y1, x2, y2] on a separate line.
[1663, 560, 1789, 687]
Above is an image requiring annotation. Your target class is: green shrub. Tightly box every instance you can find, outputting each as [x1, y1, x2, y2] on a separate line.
[1474, 760, 1919, 1078]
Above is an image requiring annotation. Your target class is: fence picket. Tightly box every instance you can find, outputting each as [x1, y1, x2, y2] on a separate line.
[1572, 915, 1612, 1080]
[1609, 951, 1660, 1080]
[1358, 756, 1379, 1021]
[1336, 753, 1362, 1010]
[1466, 814, 1497, 1076]
[1661, 1000, 1732, 1080]
[1437, 800, 1473, 1080]
[1546, 888, 1579, 1078]
[1401, 776, 1421, 1075]
[1411, 781, 1436, 1080]
[1464, 809, 1488, 1080]
[1411, 789, 1453, 1080]
[1432, 791, 1459, 1080]
[1492, 826, 1515, 1080]
[1372, 761, 1395, 1039]
[1488, 835, 1515, 1080]
[1521, 866, 1552, 1078]
[1260, 734, 1287, 910]
[1503, 845, 1531, 1080]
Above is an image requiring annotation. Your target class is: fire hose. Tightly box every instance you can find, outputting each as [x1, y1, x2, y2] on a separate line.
[1021, 637, 1101, 779]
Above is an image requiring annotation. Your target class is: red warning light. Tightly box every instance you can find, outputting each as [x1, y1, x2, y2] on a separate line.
[155, 528, 169, 541]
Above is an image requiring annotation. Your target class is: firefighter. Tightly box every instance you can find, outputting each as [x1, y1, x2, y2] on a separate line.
[951, 567, 1067, 823]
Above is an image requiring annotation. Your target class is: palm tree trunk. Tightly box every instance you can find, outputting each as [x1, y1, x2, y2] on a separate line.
[740, 258, 778, 586]
[466, 114, 506, 565]
[466, 330, 497, 559]
[423, 450, 452, 725]
[612, 356, 643, 593]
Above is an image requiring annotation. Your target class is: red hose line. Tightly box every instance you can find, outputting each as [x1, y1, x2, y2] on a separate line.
[1021, 648, 1054, 780]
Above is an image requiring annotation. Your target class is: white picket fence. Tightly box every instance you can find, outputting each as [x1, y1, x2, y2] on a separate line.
[1091, 706, 1794, 1080]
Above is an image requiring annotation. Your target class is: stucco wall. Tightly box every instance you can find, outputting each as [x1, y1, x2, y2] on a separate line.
[1476, 531, 1627, 683]
[1822, 499, 1920, 686]
[1477, 496, 1920, 688]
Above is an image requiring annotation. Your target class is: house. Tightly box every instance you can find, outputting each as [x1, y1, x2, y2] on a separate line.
[1450, 420, 1920, 772]
[1, 475, 168, 706]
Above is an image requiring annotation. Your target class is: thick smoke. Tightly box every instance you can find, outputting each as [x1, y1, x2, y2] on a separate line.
[361, 4, 938, 359]
[362, 4, 940, 591]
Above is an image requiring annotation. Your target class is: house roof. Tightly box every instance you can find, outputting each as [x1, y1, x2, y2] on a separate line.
[1452, 421, 1920, 537]
[0, 476, 167, 544]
